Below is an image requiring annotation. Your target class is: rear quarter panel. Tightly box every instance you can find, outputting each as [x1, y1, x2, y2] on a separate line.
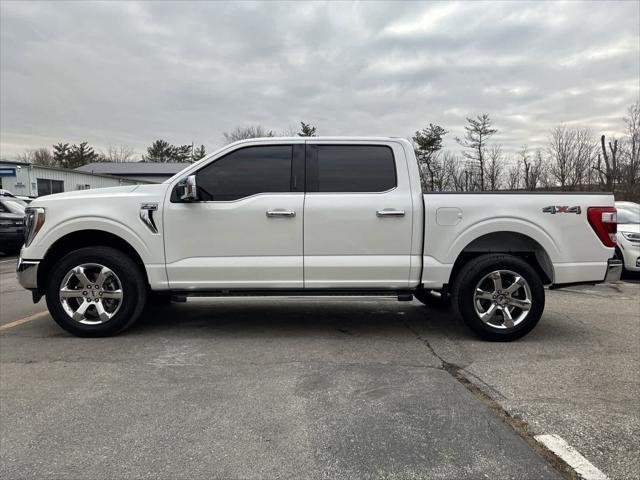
[422, 193, 616, 286]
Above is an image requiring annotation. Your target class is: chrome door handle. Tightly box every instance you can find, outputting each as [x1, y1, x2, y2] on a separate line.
[266, 209, 296, 218]
[376, 209, 405, 217]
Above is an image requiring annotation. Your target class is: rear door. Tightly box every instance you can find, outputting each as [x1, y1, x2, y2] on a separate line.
[303, 141, 414, 289]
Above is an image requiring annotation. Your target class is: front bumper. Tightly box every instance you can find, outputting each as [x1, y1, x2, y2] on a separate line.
[16, 257, 40, 290]
[618, 239, 640, 271]
[604, 258, 623, 283]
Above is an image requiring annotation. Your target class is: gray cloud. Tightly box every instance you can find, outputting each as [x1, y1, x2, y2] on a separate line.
[1, 0, 638, 158]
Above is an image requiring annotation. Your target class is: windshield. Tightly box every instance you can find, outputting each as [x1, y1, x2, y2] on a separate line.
[0, 199, 26, 215]
[617, 205, 640, 224]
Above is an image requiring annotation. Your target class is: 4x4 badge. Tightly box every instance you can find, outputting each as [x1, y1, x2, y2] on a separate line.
[542, 206, 581, 214]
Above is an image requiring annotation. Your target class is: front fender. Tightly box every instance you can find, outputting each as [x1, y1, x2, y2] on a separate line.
[26, 216, 157, 264]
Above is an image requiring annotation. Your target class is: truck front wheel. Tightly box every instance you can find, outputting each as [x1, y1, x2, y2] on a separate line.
[45, 246, 147, 337]
[452, 254, 545, 341]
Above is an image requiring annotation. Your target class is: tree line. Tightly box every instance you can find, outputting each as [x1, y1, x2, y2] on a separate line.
[17, 141, 208, 168]
[14, 122, 317, 168]
[11, 106, 639, 201]
[412, 100, 639, 202]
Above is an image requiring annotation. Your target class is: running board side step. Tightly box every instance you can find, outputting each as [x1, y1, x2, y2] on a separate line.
[166, 289, 416, 301]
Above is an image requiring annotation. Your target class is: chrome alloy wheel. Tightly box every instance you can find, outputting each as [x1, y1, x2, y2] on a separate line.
[473, 270, 532, 329]
[59, 263, 123, 325]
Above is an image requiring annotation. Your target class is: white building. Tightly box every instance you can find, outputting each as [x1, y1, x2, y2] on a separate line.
[0, 160, 148, 197]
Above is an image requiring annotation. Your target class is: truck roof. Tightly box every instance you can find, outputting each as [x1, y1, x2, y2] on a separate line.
[224, 136, 412, 150]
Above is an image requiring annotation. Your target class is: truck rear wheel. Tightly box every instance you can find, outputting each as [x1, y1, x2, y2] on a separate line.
[452, 254, 544, 341]
[45, 246, 147, 337]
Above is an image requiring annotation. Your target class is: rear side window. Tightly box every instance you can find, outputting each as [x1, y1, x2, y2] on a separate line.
[308, 145, 396, 193]
[195, 145, 292, 201]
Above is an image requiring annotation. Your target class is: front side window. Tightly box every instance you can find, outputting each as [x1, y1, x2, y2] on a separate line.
[195, 145, 292, 201]
[309, 145, 396, 192]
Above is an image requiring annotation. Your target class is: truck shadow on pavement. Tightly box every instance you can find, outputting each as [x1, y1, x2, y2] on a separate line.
[133, 299, 468, 340]
[131, 298, 576, 345]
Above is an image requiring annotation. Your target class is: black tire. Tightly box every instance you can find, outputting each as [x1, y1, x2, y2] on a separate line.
[45, 246, 147, 337]
[614, 247, 631, 276]
[150, 293, 173, 304]
[143, 293, 173, 316]
[451, 254, 545, 341]
[414, 289, 451, 308]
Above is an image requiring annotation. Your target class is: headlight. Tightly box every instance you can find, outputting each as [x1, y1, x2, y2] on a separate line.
[24, 207, 45, 247]
[621, 231, 640, 242]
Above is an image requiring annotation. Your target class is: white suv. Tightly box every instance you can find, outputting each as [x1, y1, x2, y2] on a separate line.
[615, 201, 640, 273]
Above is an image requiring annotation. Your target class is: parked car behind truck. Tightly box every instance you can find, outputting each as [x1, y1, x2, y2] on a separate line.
[0, 196, 26, 254]
[615, 201, 640, 273]
[17, 137, 622, 340]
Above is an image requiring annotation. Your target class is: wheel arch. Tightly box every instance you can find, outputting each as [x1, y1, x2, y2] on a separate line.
[37, 230, 149, 291]
[448, 231, 555, 287]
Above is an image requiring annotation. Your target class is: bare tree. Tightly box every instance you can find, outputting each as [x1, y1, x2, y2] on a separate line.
[621, 100, 640, 201]
[485, 144, 503, 190]
[506, 162, 521, 190]
[520, 146, 544, 191]
[448, 154, 468, 192]
[547, 126, 575, 190]
[572, 129, 597, 190]
[101, 145, 135, 163]
[593, 134, 620, 193]
[456, 114, 497, 191]
[223, 126, 275, 144]
[17, 148, 55, 166]
[430, 151, 459, 191]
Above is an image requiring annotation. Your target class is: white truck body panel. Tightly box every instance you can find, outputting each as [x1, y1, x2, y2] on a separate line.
[19, 137, 616, 293]
[303, 139, 415, 288]
[164, 192, 305, 289]
[422, 193, 614, 287]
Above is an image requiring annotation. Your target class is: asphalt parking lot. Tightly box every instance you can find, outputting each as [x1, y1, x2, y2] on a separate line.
[1, 255, 638, 480]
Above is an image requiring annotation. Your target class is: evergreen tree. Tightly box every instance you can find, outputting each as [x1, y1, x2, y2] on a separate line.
[142, 140, 174, 162]
[53, 143, 70, 167]
[297, 122, 317, 137]
[192, 144, 206, 161]
[173, 144, 193, 163]
[413, 124, 448, 191]
[64, 142, 98, 169]
[455, 114, 497, 191]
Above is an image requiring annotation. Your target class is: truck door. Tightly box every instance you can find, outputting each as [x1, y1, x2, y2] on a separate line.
[163, 142, 305, 289]
[303, 142, 414, 289]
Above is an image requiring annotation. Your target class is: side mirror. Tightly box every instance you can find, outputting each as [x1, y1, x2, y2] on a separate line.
[178, 175, 199, 201]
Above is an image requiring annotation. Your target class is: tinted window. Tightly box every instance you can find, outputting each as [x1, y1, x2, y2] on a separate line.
[196, 145, 292, 201]
[313, 145, 396, 192]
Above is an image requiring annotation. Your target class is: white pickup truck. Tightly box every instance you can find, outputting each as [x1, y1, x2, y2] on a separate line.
[17, 137, 622, 340]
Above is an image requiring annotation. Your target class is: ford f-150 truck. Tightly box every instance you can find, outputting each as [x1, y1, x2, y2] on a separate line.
[17, 137, 622, 340]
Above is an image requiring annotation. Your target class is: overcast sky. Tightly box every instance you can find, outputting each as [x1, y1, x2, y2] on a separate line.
[1, 0, 638, 159]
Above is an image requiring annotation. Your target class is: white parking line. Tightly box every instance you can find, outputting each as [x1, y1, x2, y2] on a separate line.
[535, 434, 609, 480]
[0, 257, 18, 264]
